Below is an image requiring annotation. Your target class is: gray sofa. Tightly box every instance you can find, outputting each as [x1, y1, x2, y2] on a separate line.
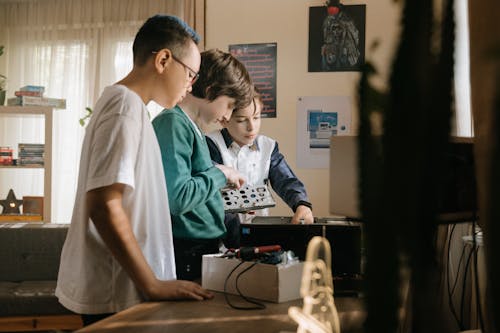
[0, 223, 82, 331]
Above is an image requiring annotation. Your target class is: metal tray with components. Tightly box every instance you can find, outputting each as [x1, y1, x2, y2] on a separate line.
[221, 184, 276, 213]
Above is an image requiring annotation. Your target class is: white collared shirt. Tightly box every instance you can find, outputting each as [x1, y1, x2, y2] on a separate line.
[207, 131, 276, 222]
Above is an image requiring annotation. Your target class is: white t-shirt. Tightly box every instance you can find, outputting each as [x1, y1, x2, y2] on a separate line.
[55, 85, 176, 314]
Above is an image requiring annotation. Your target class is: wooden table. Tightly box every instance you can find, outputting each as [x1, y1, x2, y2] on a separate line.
[77, 293, 365, 333]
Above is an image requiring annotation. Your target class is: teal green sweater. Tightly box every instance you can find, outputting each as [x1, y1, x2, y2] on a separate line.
[152, 106, 227, 240]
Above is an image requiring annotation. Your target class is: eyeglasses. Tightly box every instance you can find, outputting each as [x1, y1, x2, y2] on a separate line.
[152, 50, 199, 85]
[171, 55, 199, 85]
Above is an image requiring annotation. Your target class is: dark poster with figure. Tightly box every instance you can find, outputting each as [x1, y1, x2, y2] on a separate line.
[308, 5, 366, 72]
[229, 43, 277, 118]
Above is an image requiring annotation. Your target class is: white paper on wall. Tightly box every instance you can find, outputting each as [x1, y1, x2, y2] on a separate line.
[296, 96, 351, 168]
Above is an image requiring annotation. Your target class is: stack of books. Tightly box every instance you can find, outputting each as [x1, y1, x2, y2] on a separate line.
[0, 147, 14, 165]
[7, 85, 66, 109]
[18, 143, 44, 166]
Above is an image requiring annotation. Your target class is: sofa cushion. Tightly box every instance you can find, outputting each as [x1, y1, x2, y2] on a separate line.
[0, 281, 72, 316]
[0, 223, 68, 281]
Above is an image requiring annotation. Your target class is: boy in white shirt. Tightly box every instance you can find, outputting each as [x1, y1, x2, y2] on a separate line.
[206, 89, 314, 248]
[56, 15, 213, 326]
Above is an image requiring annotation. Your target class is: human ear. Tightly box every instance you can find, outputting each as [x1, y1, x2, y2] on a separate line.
[204, 86, 213, 99]
[155, 49, 172, 72]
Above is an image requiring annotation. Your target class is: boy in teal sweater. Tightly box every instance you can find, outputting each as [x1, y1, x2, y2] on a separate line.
[152, 49, 253, 280]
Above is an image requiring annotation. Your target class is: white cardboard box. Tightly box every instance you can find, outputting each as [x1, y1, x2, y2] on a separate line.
[202, 253, 304, 303]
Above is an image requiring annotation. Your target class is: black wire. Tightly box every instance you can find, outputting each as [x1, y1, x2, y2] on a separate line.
[450, 242, 467, 295]
[235, 261, 266, 309]
[471, 214, 485, 332]
[223, 260, 266, 310]
[224, 260, 245, 308]
[446, 224, 465, 330]
[460, 242, 474, 328]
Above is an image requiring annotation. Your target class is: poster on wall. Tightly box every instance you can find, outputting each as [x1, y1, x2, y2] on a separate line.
[308, 3, 366, 72]
[229, 43, 277, 118]
[296, 96, 352, 169]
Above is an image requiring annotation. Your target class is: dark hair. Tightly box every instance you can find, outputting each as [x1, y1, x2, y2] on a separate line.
[133, 14, 200, 66]
[191, 49, 253, 110]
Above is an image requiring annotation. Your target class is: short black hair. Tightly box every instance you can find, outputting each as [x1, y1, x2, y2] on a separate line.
[191, 49, 253, 110]
[133, 14, 200, 66]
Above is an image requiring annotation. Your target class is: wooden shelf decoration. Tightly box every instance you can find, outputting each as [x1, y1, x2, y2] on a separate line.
[0, 190, 43, 222]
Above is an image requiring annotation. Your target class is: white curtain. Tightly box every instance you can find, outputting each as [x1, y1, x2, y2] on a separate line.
[0, 0, 198, 223]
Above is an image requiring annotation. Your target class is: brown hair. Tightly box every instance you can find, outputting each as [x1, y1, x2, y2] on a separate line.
[236, 85, 263, 115]
[191, 49, 253, 110]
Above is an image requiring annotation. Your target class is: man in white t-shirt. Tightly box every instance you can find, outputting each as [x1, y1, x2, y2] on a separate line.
[55, 15, 213, 326]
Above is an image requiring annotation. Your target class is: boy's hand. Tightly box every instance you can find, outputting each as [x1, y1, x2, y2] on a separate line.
[290, 205, 314, 224]
[215, 164, 245, 189]
[148, 279, 214, 301]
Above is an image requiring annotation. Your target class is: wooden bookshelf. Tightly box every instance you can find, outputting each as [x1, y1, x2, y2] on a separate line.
[0, 106, 54, 222]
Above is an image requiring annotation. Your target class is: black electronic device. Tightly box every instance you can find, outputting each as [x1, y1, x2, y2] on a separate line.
[239, 217, 363, 294]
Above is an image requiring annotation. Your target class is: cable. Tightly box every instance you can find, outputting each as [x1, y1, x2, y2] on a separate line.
[460, 241, 474, 328]
[224, 260, 244, 308]
[223, 260, 266, 310]
[446, 224, 465, 330]
[471, 215, 485, 332]
[235, 261, 266, 309]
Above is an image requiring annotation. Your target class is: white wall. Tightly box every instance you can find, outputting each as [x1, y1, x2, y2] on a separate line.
[206, 0, 400, 217]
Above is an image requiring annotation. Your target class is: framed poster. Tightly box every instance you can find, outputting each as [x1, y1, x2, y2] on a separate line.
[308, 4, 366, 72]
[229, 43, 277, 118]
[307, 110, 341, 149]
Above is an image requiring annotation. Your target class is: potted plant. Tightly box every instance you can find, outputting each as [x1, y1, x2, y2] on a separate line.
[0, 45, 6, 106]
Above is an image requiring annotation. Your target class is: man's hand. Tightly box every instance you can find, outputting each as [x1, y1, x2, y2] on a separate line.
[290, 205, 314, 224]
[147, 280, 214, 301]
[215, 164, 245, 189]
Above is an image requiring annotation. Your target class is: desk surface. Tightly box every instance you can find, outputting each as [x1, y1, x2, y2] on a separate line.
[77, 293, 365, 333]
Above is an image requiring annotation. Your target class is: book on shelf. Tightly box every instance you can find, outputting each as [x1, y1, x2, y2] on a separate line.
[18, 161, 44, 166]
[20, 85, 45, 93]
[7, 95, 66, 109]
[18, 143, 45, 149]
[18, 144, 45, 152]
[18, 143, 45, 147]
[17, 143, 44, 166]
[18, 151, 44, 156]
[15, 90, 44, 97]
[0, 147, 14, 165]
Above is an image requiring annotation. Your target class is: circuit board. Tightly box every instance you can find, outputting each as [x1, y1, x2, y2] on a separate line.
[221, 184, 276, 213]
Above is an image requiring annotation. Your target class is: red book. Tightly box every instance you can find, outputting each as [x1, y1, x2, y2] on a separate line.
[14, 90, 43, 97]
